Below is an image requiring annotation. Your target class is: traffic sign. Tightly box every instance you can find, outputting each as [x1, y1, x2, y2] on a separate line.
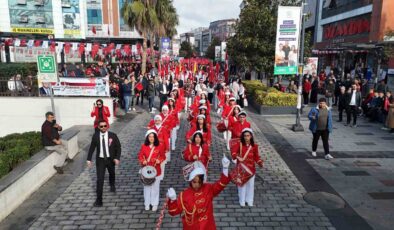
[38, 55, 56, 73]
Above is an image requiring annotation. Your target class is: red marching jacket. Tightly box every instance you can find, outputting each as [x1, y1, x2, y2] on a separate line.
[167, 174, 231, 230]
[91, 105, 111, 128]
[228, 120, 251, 139]
[138, 144, 165, 177]
[231, 142, 263, 175]
[182, 143, 211, 169]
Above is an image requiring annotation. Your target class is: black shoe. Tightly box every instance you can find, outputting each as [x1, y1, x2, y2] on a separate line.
[353, 124, 357, 128]
[94, 200, 103, 207]
[53, 166, 64, 174]
[344, 123, 349, 126]
[336, 120, 342, 122]
[110, 186, 116, 193]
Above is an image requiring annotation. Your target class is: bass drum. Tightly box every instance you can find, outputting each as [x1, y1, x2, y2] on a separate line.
[139, 165, 157, 185]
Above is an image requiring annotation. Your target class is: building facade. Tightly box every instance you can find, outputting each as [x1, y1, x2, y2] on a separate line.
[209, 19, 236, 42]
[313, 0, 394, 79]
[0, 0, 141, 41]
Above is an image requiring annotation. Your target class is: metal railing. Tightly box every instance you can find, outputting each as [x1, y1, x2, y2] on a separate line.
[0, 76, 39, 97]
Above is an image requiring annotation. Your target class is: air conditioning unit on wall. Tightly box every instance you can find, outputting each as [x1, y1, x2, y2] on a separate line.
[17, 0, 27, 5]
[36, 16, 45, 24]
[62, 0, 71, 8]
[18, 15, 29, 23]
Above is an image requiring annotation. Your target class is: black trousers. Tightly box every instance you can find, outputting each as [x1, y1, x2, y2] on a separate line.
[96, 158, 115, 202]
[338, 106, 345, 121]
[136, 90, 145, 105]
[312, 130, 330, 155]
[346, 105, 358, 125]
[302, 92, 309, 105]
[159, 94, 167, 110]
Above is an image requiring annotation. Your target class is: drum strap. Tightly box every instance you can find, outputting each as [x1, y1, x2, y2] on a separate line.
[239, 144, 252, 162]
[147, 147, 155, 163]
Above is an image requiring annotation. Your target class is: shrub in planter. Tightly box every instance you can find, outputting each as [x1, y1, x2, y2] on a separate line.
[0, 131, 42, 179]
[258, 92, 297, 107]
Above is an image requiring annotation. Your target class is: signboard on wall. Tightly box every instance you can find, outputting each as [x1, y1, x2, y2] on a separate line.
[53, 77, 110, 96]
[8, 0, 54, 34]
[62, 0, 82, 38]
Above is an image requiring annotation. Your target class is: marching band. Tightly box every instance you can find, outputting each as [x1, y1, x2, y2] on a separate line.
[135, 70, 264, 229]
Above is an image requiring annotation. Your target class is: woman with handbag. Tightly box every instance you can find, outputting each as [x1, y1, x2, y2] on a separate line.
[231, 128, 263, 207]
[138, 130, 165, 211]
[183, 131, 211, 173]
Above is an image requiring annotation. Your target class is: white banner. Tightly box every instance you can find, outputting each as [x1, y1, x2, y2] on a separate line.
[52, 77, 110, 96]
[274, 6, 301, 75]
[14, 47, 52, 63]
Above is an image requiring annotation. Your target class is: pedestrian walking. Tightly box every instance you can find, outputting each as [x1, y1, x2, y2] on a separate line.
[302, 78, 311, 105]
[87, 120, 122, 207]
[325, 79, 335, 107]
[146, 78, 156, 113]
[90, 99, 111, 132]
[337, 86, 347, 122]
[308, 98, 334, 159]
[41, 112, 71, 174]
[345, 83, 362, 127]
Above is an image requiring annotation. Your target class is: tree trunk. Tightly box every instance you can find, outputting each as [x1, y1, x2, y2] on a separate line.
[142, 31, 148, 75]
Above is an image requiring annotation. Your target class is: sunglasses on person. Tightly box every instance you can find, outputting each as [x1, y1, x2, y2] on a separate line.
[99, 125, 107, 128]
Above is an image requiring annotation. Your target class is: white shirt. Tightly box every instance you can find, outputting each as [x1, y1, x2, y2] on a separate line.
[162, 83, 167, 94]
[350, 91, 356, 106]
[99, 132, 110, 158]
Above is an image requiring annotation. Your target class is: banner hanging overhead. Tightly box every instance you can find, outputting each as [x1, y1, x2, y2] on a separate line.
[274, 6, 301, 75]
[52, 77, 110, 96]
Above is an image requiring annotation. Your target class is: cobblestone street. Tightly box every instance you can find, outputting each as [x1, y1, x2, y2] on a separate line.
[26, 110, 334, 230]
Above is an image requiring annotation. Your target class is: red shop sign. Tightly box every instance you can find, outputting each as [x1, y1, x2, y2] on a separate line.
[323, 17, 370, 40]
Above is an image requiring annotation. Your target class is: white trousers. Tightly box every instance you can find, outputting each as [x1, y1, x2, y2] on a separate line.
[185, 97, 192, 111]
[158, 161, 166, 181]
[223, 131, 231, 150]
[171, 128, 177, 150]
[143, 178, 161, 207]
[167, 138, 171, 161]
[45, 144, 69, 167]
[237, 175, 255, 206]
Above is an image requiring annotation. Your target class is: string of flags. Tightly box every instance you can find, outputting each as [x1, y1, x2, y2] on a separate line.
[312, 49, 369, 54]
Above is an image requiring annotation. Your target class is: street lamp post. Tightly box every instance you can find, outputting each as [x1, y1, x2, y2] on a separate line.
[292, 0, 307, 132]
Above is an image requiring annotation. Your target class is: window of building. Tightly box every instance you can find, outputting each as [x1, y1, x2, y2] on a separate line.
[87, 9, 102, 25]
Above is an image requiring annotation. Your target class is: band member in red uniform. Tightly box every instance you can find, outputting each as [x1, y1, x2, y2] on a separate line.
[138, 130, 165, 211]
[227, 105, 241, 129]
[231, 128, 263, 207]
[166, 98, 180, 150]
[91, 99, 111, 132]
[222, 97, 237, 149]
[183, 131, 211, 171]
[148, 115, 169, 179]
[228, 111, 251, 140]
[186, 114, 212, 146]
[166, 157, 231, 230]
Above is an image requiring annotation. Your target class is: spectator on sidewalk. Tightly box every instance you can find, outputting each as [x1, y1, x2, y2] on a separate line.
[308, 98, 334, 160]
[310, 75, 319, 103]
[287, 80, 298, 94]
[91, 99, 111, 132]
[386, 93, 394, 133]
[376, 80, 389, 94]
[41, 112, 71, 174]
[87, 120, 121, 207]
[147, 77, 156, 113]
[122, 78, 132, 113]
[325, 79, 335, 107]
[345, 83, 362, 127]
[303, 78, 311, 105]
[361, 79, 370, 99]
[337, 86, 347, 122]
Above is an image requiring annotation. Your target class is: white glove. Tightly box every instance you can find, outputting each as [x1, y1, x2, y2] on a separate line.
[222, 156, 230, 177]
[167, 188, 177, 201]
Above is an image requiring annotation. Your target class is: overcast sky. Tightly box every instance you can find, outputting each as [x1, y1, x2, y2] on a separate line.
[173, 0, 242, 35]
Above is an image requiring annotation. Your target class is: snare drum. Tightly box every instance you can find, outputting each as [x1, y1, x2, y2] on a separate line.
[139, 165, 157, 185]
[230, 163, 253, 186]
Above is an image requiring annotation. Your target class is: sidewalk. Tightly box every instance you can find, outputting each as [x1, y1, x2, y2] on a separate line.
[255, 104, 394, 230]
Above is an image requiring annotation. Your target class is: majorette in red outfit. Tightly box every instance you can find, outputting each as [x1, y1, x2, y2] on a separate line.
[91, 99, 111, 130]
[186, 114, 212, 146]
[230, 128, 263, 207]
[189, 105, 211, 125]
[227, 105, 242, 129]
[221, 97, 237, 150]
[228, 111, 251, 139]
[167, 157, 231, 230]
[138, 130, 166, 211]
[182, 131, 212, 171]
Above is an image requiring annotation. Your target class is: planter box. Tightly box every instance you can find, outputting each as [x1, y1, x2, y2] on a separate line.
[247, 95, 298, 115]
[0, 129, 79, 222]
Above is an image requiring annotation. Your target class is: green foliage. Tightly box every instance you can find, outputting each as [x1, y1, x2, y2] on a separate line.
[0, 63, 37, 78]
[0, 131, 42, 179]
[179, 41, 194, 58]
[243, 80, 297, 106]
[205, 37, 221, 60]
[227, 0, 306, 73]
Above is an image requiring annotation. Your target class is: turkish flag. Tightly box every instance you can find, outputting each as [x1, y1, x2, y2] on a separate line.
[50, 41, 56, 52]
[92, 26, 96, 34]
[34, 40, 41, 47]
[64, 43, 71, 54]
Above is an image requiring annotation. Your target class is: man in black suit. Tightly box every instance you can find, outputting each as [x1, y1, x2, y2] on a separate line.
[345, 83, 362, 127]
[158, 78, 169, 110]
[87, 120, 121, 207]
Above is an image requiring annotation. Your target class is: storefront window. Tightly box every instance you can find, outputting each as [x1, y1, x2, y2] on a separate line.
[87, 9, 102, 25]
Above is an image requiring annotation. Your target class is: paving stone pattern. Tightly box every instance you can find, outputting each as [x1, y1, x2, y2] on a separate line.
[29, 111, 334, 229]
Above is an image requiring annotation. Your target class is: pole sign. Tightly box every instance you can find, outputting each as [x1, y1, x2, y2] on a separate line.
[274, 6, 302, 75]
[37, 55, 58, 82]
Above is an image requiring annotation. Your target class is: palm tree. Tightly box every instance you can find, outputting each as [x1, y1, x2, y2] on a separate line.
[122, 0, 159, 74]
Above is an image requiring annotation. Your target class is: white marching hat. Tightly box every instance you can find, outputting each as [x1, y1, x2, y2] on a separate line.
[238, 111, 247, 117]
[199, 105, 207, 110]
[229, 97, 236, 101]
[225, 91, 231, 95]
[197, 114, 206, 120]
[145, 129, 158, 137]
[154, 115, 162, 121]
[188, 167, 206, 181]
[241, 128, 253, 135]
[192, 130, 204, 138]
[162, 105, 169, 110]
